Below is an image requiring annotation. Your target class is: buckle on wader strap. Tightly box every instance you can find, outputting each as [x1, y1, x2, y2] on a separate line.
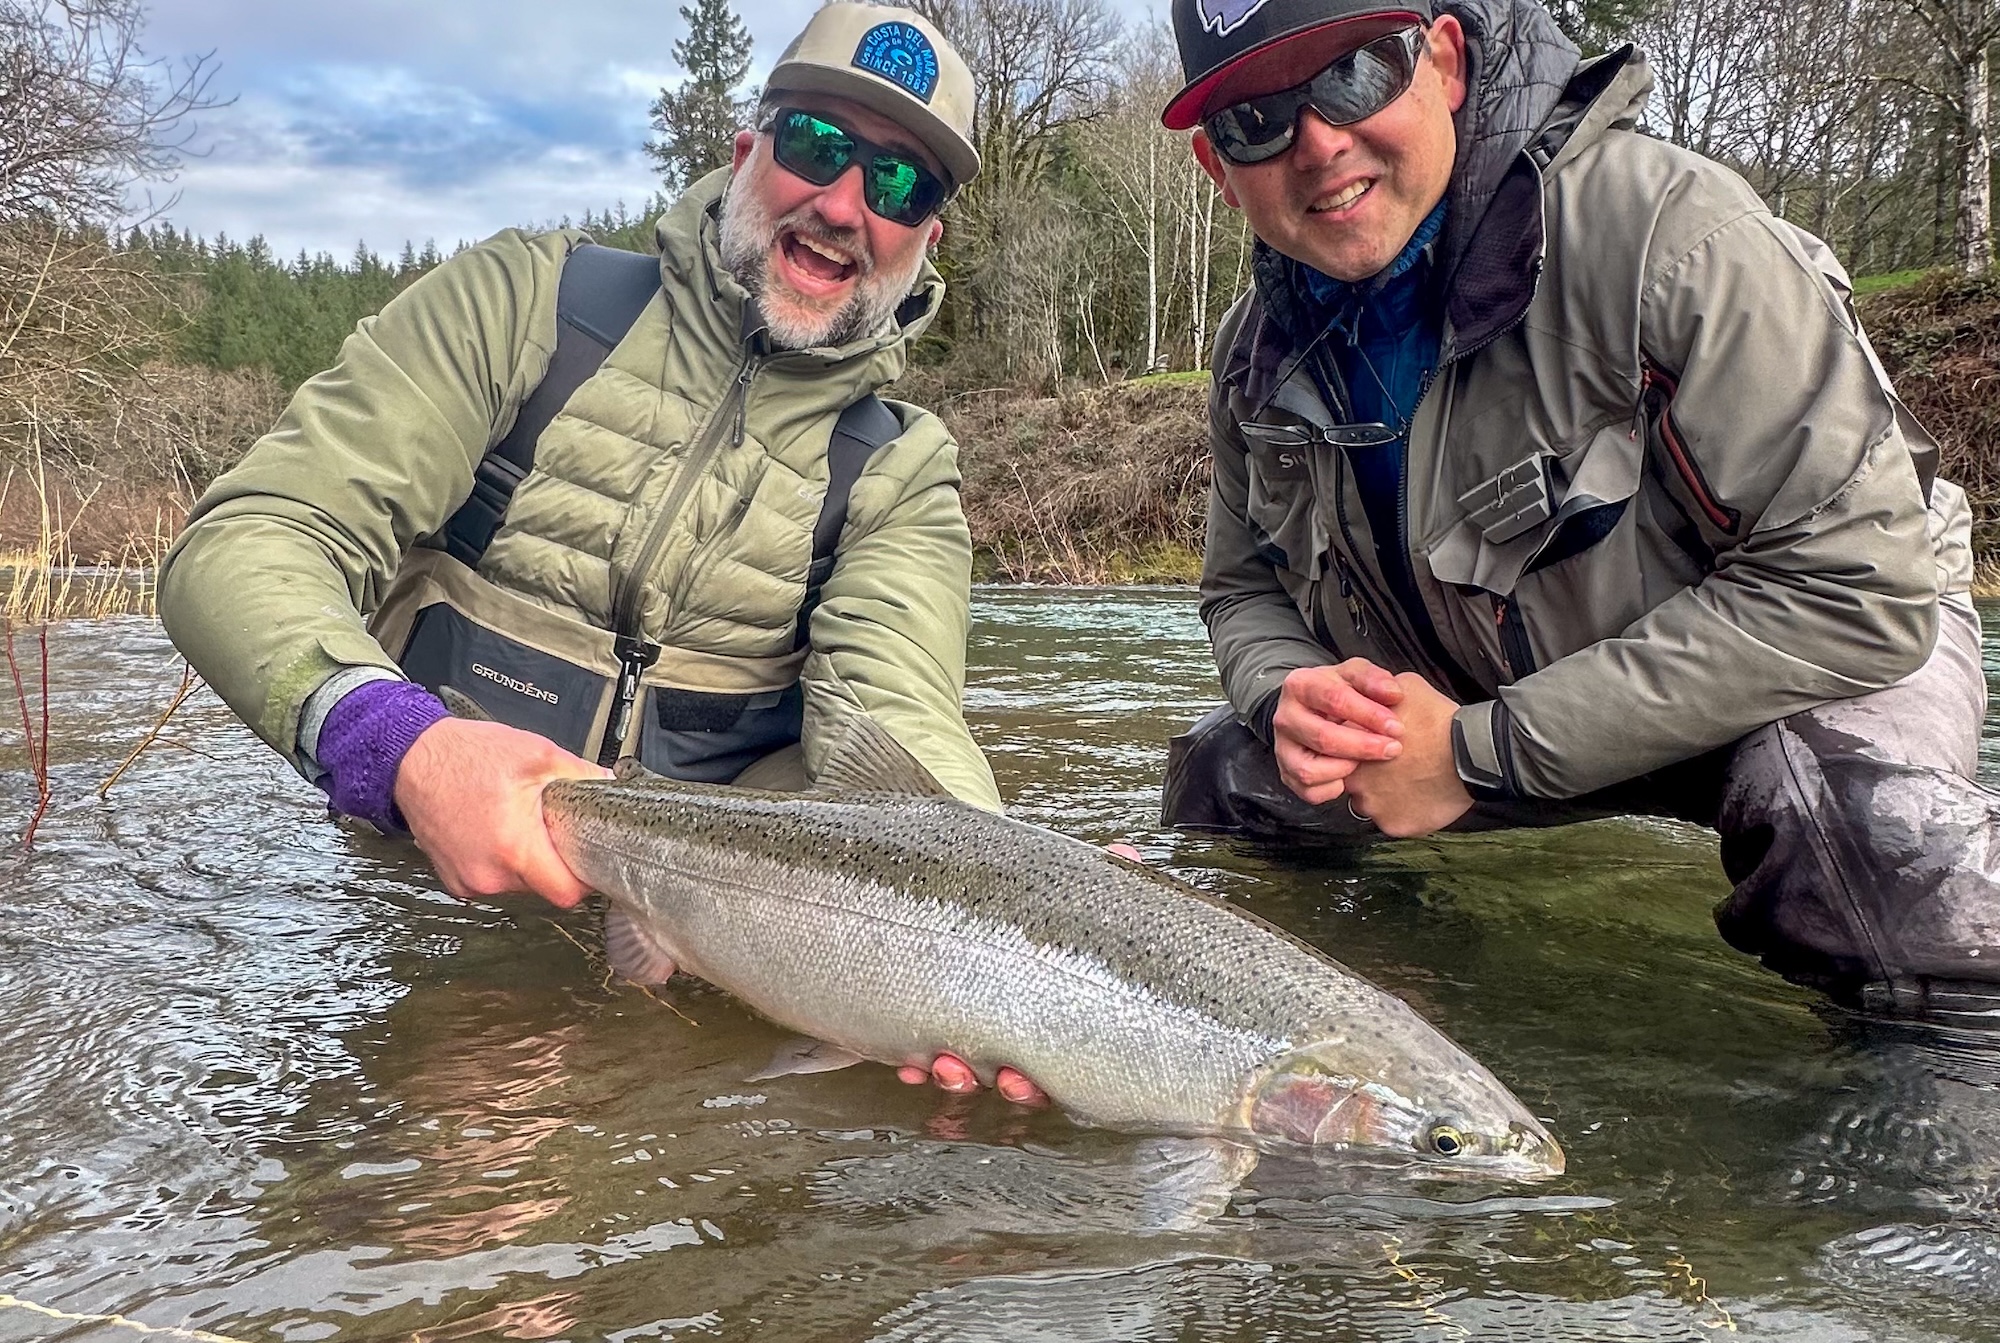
[600, 633, 662, 766]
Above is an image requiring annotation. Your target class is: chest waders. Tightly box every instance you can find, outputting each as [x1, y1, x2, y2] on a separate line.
[367, 244, 899, 782]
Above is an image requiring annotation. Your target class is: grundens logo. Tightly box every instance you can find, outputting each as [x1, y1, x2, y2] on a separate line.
[470, 662, 560, 705]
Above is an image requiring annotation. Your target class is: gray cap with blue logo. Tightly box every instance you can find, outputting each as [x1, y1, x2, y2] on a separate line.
[765, 3, 980, 189]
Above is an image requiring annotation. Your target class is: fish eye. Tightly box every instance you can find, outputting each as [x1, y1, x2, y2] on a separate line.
[1426, 1123, 1469, 1157]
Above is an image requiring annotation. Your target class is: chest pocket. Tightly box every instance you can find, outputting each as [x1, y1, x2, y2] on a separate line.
[1240, 421, 1325, 579]
[1423, 422, 1649, 682]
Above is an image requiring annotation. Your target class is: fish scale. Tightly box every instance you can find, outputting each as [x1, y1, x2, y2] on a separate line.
[542, 760, 1563, 1174]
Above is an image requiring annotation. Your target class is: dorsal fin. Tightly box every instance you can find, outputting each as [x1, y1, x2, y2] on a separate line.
[612, 756, 656, 783]
[815, 715, 953, 797]
[438, 685, 494, 722]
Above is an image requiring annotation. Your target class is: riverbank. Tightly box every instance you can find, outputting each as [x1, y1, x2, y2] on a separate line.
[7, 260, 2000, 597]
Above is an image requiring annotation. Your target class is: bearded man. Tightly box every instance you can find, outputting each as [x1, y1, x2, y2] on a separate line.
[162, 7, 1026, 1099]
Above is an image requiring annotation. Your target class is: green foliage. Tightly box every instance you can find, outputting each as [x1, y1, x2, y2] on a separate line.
[575, 197, 671, 253]
[131, 226, 436, 390]
[647, 0, 755, 192]
[1851, 268, 1933, 297]
[132, 198, 675, 393]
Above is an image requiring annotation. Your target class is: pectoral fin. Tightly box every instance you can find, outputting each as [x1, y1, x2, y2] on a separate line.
[746, 1037, 867, 1080]
[603, 904, 678, 985]
[1129, 1136, 1260, 1233]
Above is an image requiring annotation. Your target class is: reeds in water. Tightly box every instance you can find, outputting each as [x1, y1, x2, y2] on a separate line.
[0, 455, 173, 624]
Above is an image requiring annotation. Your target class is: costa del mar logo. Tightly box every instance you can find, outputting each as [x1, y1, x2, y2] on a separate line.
[853, 21, 941, 103]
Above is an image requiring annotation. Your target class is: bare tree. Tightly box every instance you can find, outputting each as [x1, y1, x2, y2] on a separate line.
[0, 0, 219, 225]
[909, 0, 1120, 354]
[1896, 0, 2000, 270]
[0, 0, 226, 493]
[911, 0, 1120, 194]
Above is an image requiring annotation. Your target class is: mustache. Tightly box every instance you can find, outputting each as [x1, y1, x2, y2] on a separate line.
[778, 209, 874, 276]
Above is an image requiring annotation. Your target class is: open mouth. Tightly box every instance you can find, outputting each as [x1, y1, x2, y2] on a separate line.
[1310, 180, 1374, 215]
[779, 229, 861, 291]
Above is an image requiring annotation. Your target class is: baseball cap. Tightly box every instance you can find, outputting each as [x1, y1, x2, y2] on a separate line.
[765, 3, 981, 188]
[1162, 0, 1434, 130]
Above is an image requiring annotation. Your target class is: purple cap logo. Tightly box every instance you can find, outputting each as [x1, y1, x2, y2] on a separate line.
[1198, 0, 1276, 36]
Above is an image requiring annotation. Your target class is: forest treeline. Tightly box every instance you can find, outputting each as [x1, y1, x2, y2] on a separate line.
[7, 0, 2000, 580]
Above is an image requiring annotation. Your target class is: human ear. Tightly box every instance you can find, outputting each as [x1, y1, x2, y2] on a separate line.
[1427, 15, 1469, 115]
[1191, 129, 1242, 210]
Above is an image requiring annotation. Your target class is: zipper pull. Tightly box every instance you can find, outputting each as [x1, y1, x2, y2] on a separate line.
[730, 359, 755, 446]
[1337, 556, 1366, 637]
[599, 634, 662, 767]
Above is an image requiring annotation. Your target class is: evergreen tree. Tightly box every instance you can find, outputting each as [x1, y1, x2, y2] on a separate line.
[646, 0, 755, 191]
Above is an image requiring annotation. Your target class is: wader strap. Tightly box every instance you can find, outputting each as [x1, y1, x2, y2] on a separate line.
[796, 394, 901, 650]
[439, 243, 664, 568]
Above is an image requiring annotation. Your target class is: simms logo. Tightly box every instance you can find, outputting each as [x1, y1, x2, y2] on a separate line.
[1198, 0, 1275, 36]
[470, 663, 559, 705]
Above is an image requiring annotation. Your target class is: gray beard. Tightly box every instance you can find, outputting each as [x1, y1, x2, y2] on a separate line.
[718, 174, 923, 351]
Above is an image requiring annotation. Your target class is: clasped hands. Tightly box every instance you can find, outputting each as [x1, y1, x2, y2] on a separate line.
[1271, 658, 1475, 837]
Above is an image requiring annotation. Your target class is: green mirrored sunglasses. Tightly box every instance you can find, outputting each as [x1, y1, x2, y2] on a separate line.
[764, 107, 952, 227]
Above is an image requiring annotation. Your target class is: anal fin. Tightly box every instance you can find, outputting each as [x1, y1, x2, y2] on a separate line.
[746, 1037, 867, 1080]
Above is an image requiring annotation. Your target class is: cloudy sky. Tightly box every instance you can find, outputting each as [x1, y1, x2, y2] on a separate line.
[142, 0, 1167, 260]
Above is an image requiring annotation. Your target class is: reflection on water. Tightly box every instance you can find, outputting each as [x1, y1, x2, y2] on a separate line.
[0, 590, 1997, 1339]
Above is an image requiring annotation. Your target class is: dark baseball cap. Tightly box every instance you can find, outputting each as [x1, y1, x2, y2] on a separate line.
[1162, 0, 1434, 130]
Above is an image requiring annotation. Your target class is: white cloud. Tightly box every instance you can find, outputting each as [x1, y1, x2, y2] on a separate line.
[140, 0, 1168, 257]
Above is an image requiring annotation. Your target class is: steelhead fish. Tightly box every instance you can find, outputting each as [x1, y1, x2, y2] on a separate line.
[541, 718, 1564, 1176]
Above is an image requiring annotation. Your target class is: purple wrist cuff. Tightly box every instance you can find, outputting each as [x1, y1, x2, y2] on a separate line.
[315, 679, 451, 833]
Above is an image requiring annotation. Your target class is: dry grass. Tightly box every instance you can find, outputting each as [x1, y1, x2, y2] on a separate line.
[1860, 268, 2000, 515]
[0, 443, 173, 624]
[938, 376, 1212, 584]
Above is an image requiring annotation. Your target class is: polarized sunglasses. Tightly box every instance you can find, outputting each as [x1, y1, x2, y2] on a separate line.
[1204, 26, 1428, 167]
[764, 107, 953, 227]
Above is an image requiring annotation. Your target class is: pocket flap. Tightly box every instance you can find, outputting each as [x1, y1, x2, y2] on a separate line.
[1428, 426, 1643, 594]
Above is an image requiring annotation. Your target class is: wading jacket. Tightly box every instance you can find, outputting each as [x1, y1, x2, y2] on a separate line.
[1202, 0, 1971, 802]
[160, 171, 1002, 810]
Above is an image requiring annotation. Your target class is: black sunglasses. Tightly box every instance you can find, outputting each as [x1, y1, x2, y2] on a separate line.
[1204, 26, 1428, 167]
[763, 107, 953, 227]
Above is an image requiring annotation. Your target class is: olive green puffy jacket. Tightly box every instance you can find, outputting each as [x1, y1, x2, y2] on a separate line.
[160, 170, 1001, 810]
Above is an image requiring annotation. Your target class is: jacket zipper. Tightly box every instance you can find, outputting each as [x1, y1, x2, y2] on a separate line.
[1398, 268, 1546, 696]
[599, 349, 760, 762]
[1492, 593, 1536, 679]
[1328, 443, 1418, 668]
[1636, 360, 1736, 533]
[1334, 554, 1366, 639]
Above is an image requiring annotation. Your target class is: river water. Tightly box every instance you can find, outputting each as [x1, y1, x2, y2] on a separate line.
[2, 588, 1999, 1341]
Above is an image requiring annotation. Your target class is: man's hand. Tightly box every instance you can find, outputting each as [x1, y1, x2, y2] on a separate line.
[899, 1054, 1046, 1105]
[1342, 673, 1475, 838]
[393, 717, 612, 908]
[1271, 659, 1407, 805]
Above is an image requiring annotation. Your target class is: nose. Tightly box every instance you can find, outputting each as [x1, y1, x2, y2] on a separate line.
[1289, 106, 1356, 170]
[814, 163, 871, 231]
